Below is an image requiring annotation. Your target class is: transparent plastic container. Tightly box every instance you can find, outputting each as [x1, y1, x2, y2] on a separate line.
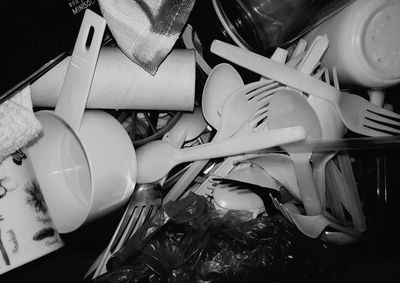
[212, 0, 355, 55]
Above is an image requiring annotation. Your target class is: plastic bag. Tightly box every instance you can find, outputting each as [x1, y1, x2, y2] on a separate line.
[92, 193, 342, 283]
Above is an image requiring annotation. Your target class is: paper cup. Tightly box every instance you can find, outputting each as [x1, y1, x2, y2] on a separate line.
[31, 47, 196, 111]
[0, 150, 64, 275]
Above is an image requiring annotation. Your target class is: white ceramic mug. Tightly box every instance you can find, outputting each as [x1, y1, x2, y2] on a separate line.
[0, 150, 64, 275]
[304, 0, 400, 89]
[31, 47, 196, 111]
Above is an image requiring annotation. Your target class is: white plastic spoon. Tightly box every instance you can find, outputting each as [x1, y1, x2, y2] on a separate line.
[136, 126, 306, 183]
[202, 63, 244, 128]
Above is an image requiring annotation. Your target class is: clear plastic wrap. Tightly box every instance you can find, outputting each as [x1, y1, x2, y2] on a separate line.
[92, 193, 342, 283]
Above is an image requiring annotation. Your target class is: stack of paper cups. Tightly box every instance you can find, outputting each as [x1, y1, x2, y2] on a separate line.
[304, 0, 400, 90]
[31, 47, 196, 111]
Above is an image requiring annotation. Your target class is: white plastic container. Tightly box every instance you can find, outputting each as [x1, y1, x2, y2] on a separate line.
[305, 0, 400, 89]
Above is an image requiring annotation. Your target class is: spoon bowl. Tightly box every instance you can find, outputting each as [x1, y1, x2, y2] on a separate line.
[201, 63, 244, 128]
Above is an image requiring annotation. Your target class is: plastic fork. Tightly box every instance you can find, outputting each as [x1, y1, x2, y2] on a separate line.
[90, 183, 162, 278]
[210, 40, 400, 137]
[190, 110, 273, 199]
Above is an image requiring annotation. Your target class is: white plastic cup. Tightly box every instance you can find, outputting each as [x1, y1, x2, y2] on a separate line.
[0, 151, 64, 275]
[31, 47, 196, 111]
[304, 0, 400, 89]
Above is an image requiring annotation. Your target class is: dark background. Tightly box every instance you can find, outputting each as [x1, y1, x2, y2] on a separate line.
[0, 1, 101, 103]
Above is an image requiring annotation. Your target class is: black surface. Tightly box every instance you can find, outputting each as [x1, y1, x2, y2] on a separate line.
[0, 1, 101, 103]
[2, 1, 400, 282]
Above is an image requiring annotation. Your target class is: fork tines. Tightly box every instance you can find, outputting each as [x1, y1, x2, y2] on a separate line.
[364, 107, 400, 136]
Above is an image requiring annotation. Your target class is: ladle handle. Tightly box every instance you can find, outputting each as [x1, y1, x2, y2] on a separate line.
[210, 40, 341, 105]
[177, 126, 306, 164]
[54, 9, 106, 132]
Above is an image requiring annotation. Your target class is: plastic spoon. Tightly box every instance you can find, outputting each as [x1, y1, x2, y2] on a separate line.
[136, 126, 306, 183]
[202, 63, 244, 128]
[267, 89, 322, 216]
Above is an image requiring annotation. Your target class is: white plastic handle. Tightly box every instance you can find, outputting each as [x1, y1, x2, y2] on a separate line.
[55, 9, 106, 132]
[176, 126, 306, 164]
[297, 35, 329, 75]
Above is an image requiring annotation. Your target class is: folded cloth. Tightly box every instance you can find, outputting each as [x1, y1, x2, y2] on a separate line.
[0, 86, 42, 163]
[98, 0, 196, 75]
